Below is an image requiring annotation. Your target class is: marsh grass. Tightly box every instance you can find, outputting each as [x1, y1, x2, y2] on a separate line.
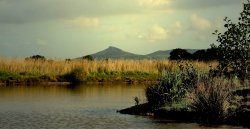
[0, 58, 217, 83]
[187, 77, 240, 123]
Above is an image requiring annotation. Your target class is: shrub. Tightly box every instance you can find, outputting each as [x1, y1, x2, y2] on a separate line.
[63, 67, 86, 83]
[146, 71, 186, 108]
[178, 62, 199, 91]
[188, 77, 235, 123]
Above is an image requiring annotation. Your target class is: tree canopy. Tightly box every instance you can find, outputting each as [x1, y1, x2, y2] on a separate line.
[212, 0, 250, 79]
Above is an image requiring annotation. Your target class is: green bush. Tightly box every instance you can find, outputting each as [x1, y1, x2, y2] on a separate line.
[146, 71, 186, 108]
[63, 67, 86, 83]
[178, 62, 199, 91]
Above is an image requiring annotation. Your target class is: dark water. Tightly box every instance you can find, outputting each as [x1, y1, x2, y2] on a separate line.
[0, 84, 246, 129]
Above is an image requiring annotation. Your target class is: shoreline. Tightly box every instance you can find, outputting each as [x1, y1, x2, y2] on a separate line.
[0, 78, 158, 86]
[118, 103, 250, 127]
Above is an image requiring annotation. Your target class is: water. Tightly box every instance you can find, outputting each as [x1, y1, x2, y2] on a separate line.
[0, 84, 246, 129]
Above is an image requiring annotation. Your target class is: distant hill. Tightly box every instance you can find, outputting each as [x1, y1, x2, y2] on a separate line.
[146, 50, 172, 59]
[91, 46, 145, 59]
[80, 46, 199, 60]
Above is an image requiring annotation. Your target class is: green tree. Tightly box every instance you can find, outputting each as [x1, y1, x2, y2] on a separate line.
[169, 48, 192, 60]
[213, 1, 250, 79]
[192, 50, 206, 61]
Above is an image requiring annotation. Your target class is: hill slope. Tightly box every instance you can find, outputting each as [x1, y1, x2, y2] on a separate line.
[81, 46, 199, 60]
[91, 46, 145, 59]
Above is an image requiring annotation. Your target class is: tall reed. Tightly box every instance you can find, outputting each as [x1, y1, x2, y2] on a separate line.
[0, 58, 217, 82]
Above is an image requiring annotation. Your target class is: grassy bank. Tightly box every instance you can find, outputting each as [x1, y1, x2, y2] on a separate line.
[0, 58, 217, 84]
[118, 68, 250, 126]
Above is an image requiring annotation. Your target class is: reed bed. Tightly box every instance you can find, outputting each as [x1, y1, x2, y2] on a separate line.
[0, 58, 217, 83]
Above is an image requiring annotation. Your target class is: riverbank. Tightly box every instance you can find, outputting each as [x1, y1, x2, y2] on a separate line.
[0, 58, 216, 85]
[118, 87, 250, 126]
[118, 103, 250, 126]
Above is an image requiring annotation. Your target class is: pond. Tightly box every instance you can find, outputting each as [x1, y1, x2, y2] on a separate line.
[0, 83, 246, 129]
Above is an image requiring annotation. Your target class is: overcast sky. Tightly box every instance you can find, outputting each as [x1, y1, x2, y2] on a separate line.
[0, 0, 246, 58]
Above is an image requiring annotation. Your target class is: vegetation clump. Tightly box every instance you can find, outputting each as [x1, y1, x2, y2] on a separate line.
[25, 55, 46, 61]
[62, 67, 86, 83]
[212, 0, 250, 80]
[188, 77, 234, 123]
[122, 1, 250, 125]
[146, 62, 199, 109]
[82, 55, 94, 61]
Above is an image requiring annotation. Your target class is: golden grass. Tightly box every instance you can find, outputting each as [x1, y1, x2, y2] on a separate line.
[0, 58, 218, 81]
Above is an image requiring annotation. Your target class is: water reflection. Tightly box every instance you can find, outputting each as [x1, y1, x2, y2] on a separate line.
[0, 84, 246, 129]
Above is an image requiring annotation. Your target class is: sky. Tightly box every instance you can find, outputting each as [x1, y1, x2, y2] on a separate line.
[0, 0, 247, 58]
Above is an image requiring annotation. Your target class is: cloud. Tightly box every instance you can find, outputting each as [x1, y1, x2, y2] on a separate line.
[171, 21, 182, 34]
[0, 0, 139, 24]
[137, 0, 169, 7]
[147, 24, 168, 42]
[70, 17, 100, 28]
[0, 0, 176, 24]
[190, 14, 211, 31]
[169, 0, 245, 10]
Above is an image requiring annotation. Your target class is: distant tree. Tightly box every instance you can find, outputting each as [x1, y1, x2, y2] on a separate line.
[82, 55, 94, 61]
[192, 50, 206, 61]
[212, 1, 250, 79]
[204, 47, 221, 61]
[169, 48, 192, 60]
[25, 55, 46, 61]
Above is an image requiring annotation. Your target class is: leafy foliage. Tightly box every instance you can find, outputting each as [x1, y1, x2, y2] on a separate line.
[146, 63, 199, 108]
[213, 1, 250, 79]
[178, 62, 199, 91]
[146, 71, 186, 108]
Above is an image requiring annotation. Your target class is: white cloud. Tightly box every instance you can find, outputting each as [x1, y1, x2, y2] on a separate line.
[172, 21, 182, 34]
[69, 17, 100, 28]
[190, 14, 211, 31]
[148, 24, 168, 42]
[138, 0, 169, 7]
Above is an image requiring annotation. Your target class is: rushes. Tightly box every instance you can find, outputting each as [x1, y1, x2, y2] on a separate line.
[0, 58, 217, 83]
[188, 77, 239, 123]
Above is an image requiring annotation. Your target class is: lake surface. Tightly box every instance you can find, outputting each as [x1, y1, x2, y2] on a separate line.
[0, 83, 246, 129]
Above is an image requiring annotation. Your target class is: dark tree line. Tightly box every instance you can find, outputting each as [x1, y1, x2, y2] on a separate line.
[25, 55, 46, 61]
[169, 47, 221, 61]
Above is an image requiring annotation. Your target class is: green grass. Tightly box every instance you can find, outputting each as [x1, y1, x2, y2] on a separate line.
[85, 71, 158, 83]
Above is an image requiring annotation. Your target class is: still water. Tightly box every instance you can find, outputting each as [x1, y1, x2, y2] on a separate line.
[0, 84, 246, 129]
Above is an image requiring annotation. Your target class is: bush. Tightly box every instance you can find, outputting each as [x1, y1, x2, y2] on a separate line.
[146, 71, 186, 108]
[178, 62, 199, 91]
[188, 77, 235, 123]
[63, 67, 86, 83]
